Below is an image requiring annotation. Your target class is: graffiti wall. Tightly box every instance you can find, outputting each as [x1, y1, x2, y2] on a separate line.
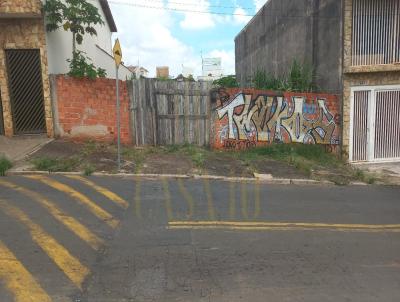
[212, 88, 341, 151]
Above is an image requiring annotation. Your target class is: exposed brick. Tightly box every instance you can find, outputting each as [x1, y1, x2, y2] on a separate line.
[54, 75, 132, 144]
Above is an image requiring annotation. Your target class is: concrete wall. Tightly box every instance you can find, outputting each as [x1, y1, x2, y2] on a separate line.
[235, 0, 343, 94]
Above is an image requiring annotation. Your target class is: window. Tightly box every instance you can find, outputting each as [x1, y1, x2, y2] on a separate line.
[352, 0, 400, 66]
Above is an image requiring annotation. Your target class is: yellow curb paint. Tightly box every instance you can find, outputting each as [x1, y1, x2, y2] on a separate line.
[203, 179, 216, 220]
[168, 221, 400, 232]
[177, 179, 195, 219]
[0, 240, 52, 302]
[0, 180, 103, 250]
[0, 200, 90, 290]
[65, 175, 129, 209]
[161, 178, 173, 221]
[26, 175, 119, 228]
[135, 179, 142, 219]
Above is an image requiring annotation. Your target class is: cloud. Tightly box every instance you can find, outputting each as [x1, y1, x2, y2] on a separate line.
[168, 0, 215, 30]
[254, 0, 267, 12]
[233, 7, 252, 25]
[110, 0, 198, 77]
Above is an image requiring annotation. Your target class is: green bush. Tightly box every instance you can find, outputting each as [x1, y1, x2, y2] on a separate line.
[83, 164, 95, 176]
[67, 51, 107, 79]
[0, 157, 13, 176]
[213, 75, 239, 88]
[251, 59, 317, 92]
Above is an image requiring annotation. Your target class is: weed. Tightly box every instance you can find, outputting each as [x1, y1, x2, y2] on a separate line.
[0, 156, 12, 176]
[32, 157, 80, 172]
[83, 164, 95, 176]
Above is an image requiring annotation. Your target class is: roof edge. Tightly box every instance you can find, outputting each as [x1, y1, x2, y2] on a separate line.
[99, 0, 117, 32]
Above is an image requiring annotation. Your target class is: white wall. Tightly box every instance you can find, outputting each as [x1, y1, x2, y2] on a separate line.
[44, 0, 130, 79]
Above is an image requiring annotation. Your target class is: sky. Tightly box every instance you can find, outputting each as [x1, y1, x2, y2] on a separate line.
[108, 0, 267, 77]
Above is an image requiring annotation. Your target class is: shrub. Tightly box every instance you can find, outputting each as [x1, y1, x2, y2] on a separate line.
[67, 51, 107, 79]
[0, 157, 13, 176]
[213, 75, 239, 88]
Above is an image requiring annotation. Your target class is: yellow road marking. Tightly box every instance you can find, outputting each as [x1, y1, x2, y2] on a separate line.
[0, 200, 90, 290]
[177, 179, 195, 219]
[26, 175, 119, 228]
[65, 175, 129, 209]
[241, 180, 248, 219]
[203, 180, 216, 220]
[135, 179, 142, 219]
[168, 221, 400, 232]
[0, 240, 52, 302]
[161, 178, 173, 220]
[0, 180, 103, 250]
[254, 180, 261, 218]
[229, 180, 235, 219]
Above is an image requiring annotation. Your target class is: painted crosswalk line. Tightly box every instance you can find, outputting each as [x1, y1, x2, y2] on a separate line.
[65, 175, 129, 209]
[0, 199, 90, 290]
[25, 175, 119, 228]
[0, 240, 51, 302]
[0, 180, 104, 250]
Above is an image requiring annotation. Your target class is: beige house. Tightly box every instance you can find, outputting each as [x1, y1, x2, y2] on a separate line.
[0, 0, 53, 137]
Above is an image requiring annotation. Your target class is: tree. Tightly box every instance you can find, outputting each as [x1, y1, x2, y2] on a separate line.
[43, 0, 106, 78]
[44, 0, 104, 55]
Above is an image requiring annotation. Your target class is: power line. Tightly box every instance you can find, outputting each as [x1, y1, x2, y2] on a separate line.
[144, 0, 254, 11]
[108, 1, 256, 16]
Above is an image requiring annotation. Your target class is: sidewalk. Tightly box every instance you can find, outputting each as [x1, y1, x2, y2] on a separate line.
[0, 135, 52, 161]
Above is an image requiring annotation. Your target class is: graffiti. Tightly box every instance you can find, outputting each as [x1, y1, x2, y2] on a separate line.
[214, 90, 341, 150]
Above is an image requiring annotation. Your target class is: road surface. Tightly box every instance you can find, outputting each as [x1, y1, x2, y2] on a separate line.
[0, 175, 399, 301]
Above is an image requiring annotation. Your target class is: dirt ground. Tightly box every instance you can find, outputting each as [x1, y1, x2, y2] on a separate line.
[20, 139, 396, 185]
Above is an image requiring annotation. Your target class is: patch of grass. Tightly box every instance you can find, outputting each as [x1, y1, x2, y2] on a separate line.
[32, 156, 80, 172]
[353, 169, 377, 184]
[81, 140, 98, 156]
[163, 143, 209, 168]
[0, 156, 13, 176]
[83, 164, 95, 176]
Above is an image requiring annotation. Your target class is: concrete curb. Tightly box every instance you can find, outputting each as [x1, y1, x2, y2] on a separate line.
[6, 170, 337, 186]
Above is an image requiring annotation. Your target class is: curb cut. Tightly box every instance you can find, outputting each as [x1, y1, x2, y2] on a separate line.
[6, 170, 337, 186]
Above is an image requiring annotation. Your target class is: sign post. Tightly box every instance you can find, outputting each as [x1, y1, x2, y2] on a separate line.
[113, 39, 122, 171]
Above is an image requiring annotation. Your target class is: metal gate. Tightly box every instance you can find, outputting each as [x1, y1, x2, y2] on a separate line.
[5, 49, 46, 135]
[0, 93, 4, 135]
[350, 86, 400, 162]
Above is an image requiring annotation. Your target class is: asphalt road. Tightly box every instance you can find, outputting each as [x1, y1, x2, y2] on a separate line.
[0, 175, 399, 302]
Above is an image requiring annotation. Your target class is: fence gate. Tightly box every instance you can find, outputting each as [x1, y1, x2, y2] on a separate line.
[351, 86, 400, 162]
[5, 49, 46, 135]
[0, 93, 4, 135]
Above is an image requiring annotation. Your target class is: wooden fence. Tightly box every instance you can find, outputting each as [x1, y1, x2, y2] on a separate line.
[129, 79, 213, 146]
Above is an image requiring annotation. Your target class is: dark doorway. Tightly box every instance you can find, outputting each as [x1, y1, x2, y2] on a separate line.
[5, 49, 46, 135]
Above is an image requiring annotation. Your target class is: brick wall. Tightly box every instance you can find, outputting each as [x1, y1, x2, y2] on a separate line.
[0, 0, 42, 15]
[52, 75, 131, 144]
[211, 88, 341, 153]
[0, 17, 53, 137]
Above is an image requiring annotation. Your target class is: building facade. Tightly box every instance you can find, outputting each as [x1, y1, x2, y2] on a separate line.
[235, 0, 400, 162]
[44, 0, 132, 80]
[0, 0, 53, 137]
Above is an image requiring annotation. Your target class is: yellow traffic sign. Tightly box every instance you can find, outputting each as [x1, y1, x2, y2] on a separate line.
[113, 39, 122, 67]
